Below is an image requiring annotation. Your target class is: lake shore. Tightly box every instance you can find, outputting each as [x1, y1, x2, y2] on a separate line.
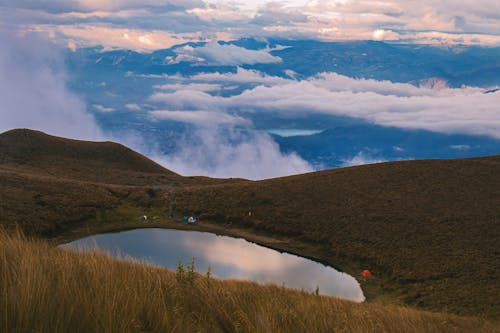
[51, 215, 385, 304]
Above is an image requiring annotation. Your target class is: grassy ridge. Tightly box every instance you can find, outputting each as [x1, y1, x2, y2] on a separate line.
[1, 230, 496, 333]
[0, 128, 178, 185]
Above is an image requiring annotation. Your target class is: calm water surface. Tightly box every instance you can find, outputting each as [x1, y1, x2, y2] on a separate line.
[264, 129, 324, 137]
[63, 228, 364, 302]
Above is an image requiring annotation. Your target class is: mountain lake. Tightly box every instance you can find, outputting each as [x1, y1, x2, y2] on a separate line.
[62, 228, 365, 302]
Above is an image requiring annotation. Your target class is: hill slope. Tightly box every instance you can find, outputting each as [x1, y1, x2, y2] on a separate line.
[175, 157, 500, 318]
[0, 129, 499, 320]
[0, 129, 181, 185]
[0, 129, 240, 234]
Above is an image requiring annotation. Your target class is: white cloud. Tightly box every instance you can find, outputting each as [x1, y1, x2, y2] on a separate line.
[169, 41, 282, 65]
[150, 110, 249, 127]
[152, 128, 313, 180]
[28, 24, 205, 52]
[146, 69, 313, 180]
[155, 82, 222, 92]
[341, 152, 386, 167]
[149, 68, 291, 92]
[0, 30, 103, 140]
[190, 67, 291, 85]
[147, 69, 500, 139]
[150, 89, 221, 110]
[372, 29, 399, 41]
[125, 103, 142, 111]
[228, 81, 500, 138]
[311, 73, 453, 97]
[188, 3, 255, 22]
[93, 104, 114, 112]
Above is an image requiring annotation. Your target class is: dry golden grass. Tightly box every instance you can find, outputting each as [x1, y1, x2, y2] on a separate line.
[0, 230, 497, 333]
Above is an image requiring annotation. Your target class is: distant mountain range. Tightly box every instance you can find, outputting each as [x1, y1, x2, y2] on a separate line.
[67, 39, 500, 87]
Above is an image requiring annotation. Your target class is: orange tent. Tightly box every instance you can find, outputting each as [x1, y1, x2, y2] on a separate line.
[362, 270, 372, 279]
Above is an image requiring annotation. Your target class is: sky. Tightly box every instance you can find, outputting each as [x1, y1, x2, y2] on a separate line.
[0, 0, 499, 52]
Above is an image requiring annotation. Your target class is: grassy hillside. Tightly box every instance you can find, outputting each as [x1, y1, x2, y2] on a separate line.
[0, 129, 240, 235]
[1, 230, 495, 333]
[0, 129, 499, 321]
[175, 158, 500, 318]
[0, 128, 192, 186]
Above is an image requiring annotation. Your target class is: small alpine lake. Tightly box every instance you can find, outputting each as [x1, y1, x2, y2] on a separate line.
[62, 228, 365, 302]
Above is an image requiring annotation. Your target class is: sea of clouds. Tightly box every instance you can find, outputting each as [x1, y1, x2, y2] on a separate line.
[2, 32, 499, 180]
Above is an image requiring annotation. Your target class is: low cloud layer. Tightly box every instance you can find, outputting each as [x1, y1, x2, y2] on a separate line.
[182, 67, 290, 85]
[148, 69, 500, 139]
[150, 110, 249, 127]
[0, 30, 103, 140]
[151, 128, 313, 180]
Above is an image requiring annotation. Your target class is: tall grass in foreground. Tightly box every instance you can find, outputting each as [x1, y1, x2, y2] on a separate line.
[0, 230, 496, 333]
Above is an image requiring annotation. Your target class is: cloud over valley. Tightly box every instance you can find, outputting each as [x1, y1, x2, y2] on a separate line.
[0, 31, 103, 140]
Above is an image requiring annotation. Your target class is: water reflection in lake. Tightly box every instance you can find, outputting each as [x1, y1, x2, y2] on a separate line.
[63, 228, 364, 302]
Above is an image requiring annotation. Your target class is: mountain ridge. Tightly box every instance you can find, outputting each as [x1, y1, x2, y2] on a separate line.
[0, 129, 180, 184]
